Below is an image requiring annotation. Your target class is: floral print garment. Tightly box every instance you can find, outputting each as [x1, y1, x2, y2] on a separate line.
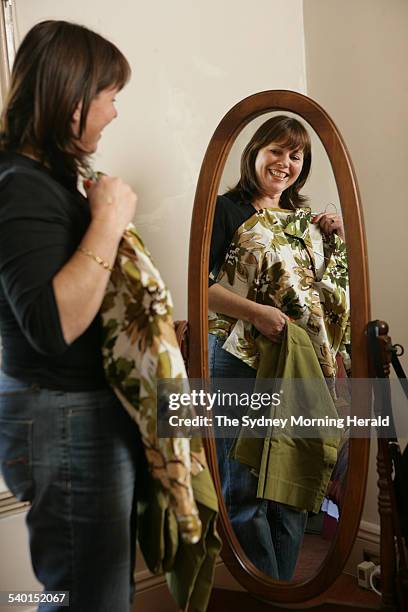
[209, 207, 350, 379]
[101, 225, 208, 544]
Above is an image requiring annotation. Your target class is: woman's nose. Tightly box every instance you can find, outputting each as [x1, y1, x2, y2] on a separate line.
[277, 153, 290, 167]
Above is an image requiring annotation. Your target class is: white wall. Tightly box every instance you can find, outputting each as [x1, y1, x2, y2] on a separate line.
[15, 0, 306, 319]
[304, 0, 408, 538]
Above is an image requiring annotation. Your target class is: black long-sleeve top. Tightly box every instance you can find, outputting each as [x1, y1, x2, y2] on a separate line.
[209, 194, 256, 286]
[0, 152, 107, 390]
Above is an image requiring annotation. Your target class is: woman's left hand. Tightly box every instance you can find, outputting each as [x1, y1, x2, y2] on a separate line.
[312, 213, 345, 240]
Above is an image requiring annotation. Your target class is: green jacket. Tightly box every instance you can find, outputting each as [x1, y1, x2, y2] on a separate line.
[138, 449, 220, 612]
[232, 322, 341, 513]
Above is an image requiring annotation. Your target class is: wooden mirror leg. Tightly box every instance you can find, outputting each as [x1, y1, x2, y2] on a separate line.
[376, 438, 396, 612]
[371, 320, 407, 611]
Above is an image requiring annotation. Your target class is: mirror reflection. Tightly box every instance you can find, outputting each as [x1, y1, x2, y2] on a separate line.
[207, 114, 351, 581]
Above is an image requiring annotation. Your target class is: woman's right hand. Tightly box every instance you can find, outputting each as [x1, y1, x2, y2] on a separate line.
[251, 303, 289, 343]
[208, 284, 289, 343]
[85, 175, 138, 237]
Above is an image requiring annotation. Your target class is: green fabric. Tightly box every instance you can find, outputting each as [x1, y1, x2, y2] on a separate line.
[137, 466, 221, 612]
[189, 439, 219, 512]
[137, 479, 178, 574]
[232, 322, 341, 513]
[166, 470, 221, 612]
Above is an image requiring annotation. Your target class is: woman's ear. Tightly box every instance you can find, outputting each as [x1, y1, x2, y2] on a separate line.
[72, 106, 81, 122]
[71, 101, 82, 136]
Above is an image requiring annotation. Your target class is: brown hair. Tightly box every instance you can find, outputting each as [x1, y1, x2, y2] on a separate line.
[0, 20, 131, 184]
[226, 115, 312, 209]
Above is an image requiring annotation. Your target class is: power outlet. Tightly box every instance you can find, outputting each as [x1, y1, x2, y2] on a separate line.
[357, 561, 375, 589]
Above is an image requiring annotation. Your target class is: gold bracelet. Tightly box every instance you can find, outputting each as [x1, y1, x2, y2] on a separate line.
[77, 246, 113, 272]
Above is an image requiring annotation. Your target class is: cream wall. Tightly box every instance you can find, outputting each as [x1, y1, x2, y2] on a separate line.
[15, 0, 306, 319]
[304, 0, 408, 370]
[303, 0, 408, 530]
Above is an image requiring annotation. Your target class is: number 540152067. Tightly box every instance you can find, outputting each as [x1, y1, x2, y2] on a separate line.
[1, 591, 69, 606]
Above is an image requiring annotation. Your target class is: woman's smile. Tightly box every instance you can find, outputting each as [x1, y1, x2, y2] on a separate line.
[268, 167, 289, 180]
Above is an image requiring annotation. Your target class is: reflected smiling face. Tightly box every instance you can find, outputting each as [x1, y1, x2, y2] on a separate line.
[254, 142, 304, 201]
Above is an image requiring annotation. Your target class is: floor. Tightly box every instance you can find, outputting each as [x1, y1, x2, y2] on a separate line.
[293, 533, 333, 582]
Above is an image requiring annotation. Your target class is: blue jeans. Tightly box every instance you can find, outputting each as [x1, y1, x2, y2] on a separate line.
[208, 334, 307, 580]
[0, 370, 144, 611]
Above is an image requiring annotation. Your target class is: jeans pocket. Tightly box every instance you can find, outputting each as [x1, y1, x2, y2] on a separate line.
[0, 418, 34, 502]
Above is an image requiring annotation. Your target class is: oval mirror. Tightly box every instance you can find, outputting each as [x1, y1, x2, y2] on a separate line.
[188, 90, 371, 605]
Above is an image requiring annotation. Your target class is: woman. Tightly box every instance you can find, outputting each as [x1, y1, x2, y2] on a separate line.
[208, 115, 347, 579]
[0, 21, 141, 611]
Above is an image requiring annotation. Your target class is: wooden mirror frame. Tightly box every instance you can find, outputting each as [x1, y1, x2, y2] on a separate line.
[188, 90, 371, 605]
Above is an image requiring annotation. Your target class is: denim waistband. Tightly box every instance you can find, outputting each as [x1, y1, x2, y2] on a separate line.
[0, 369, 112, 399]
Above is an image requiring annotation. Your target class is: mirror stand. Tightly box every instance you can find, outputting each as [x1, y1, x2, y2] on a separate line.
[187, 90, 407, 610]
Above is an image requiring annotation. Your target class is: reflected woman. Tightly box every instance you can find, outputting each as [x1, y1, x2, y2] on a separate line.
[208, 116, 349, 579]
